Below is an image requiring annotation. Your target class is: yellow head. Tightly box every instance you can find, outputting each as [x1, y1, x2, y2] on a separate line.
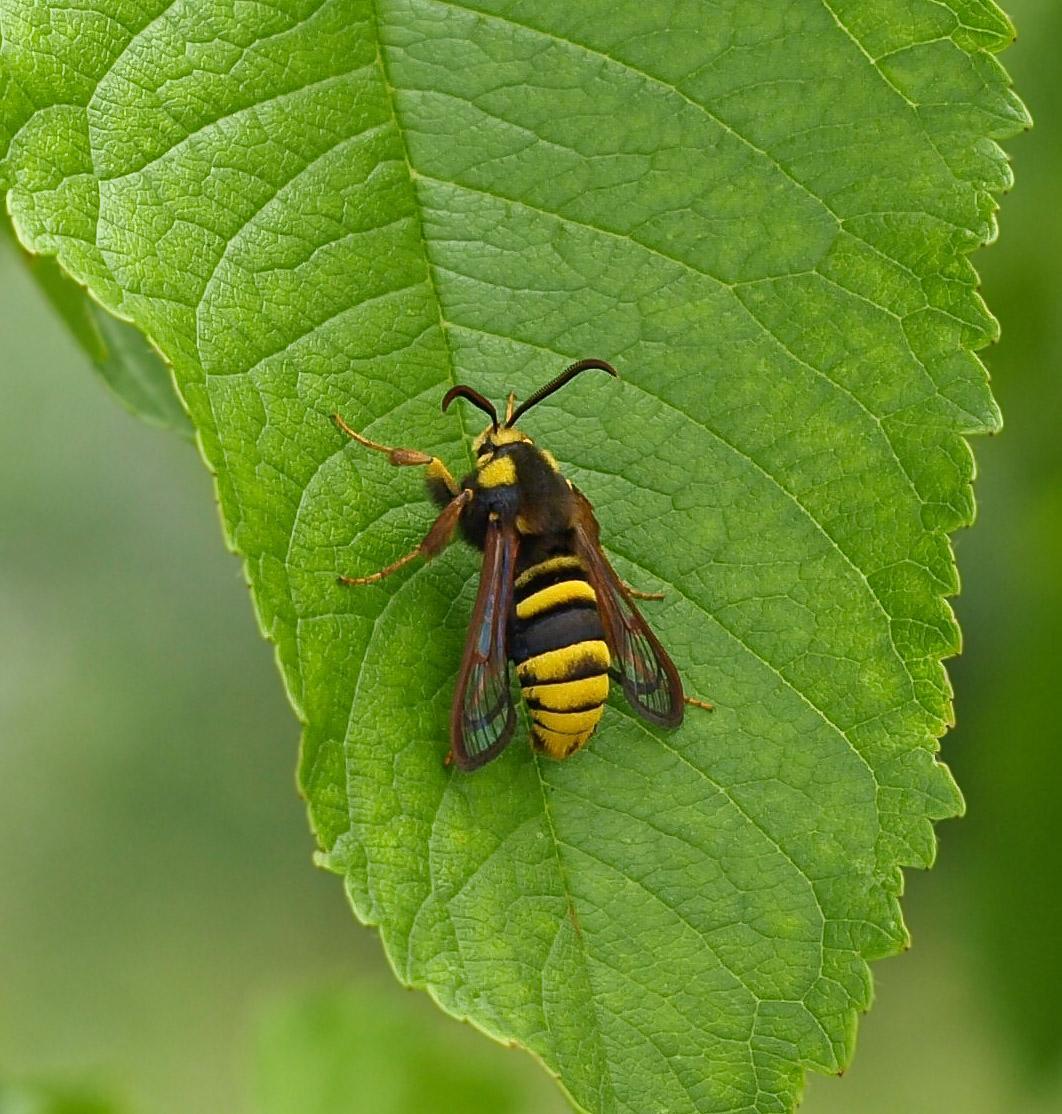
[471, 424, 532, 460]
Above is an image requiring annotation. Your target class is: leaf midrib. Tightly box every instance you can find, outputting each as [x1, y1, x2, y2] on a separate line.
[368, 2, 622, 1102]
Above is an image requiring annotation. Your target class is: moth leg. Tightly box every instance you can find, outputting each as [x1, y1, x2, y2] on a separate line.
[338, 488, 473, 586]
[504, 391, 518, 424]
[332, 412, 459, 496]
[621, 580, 665, 601]
[684, 695, 714, 713]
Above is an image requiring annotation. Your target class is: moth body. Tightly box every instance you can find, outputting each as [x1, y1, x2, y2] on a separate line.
[334, 358, 709, 771]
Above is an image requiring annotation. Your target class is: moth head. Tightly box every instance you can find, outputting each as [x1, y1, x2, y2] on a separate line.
[471, 425, 532, 460]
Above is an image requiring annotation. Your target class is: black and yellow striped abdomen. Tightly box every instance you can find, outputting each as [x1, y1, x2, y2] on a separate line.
[510, 554, 610, 759]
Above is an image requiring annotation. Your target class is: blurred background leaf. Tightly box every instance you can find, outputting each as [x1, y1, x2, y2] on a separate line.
[0, 1083, 118, 1114]
[0, 215, 191, 439]
[254, 983, 558, 1114]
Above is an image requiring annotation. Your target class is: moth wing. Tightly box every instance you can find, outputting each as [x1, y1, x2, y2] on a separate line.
[570, 487, 683, 726]
[449, 519, 520, 769]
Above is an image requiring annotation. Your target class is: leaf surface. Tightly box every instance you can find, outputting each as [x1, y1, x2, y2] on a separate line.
[0, 3, 1026, 1111]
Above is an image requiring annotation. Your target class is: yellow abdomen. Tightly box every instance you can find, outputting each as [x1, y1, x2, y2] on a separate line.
[510, 556, 610, 759]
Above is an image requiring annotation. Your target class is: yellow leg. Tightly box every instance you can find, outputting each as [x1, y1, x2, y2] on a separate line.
[684, 695, 714, 713]
[622, 579, 665, 601]
[338, 488, 473, 586]
[332, 412, 459, 494]
[338, 549, 421, 586]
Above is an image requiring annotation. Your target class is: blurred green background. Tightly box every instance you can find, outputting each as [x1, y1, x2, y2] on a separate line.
[1, 2, 1058, 1110]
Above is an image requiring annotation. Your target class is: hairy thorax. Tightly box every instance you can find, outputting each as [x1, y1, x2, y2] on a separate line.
[453, 433, 575, 550]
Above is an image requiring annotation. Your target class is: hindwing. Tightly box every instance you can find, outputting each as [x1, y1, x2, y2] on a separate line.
[570, 487, 683, 726]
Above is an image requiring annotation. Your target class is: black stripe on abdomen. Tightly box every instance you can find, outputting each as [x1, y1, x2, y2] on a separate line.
[513, 556, 589, 604]
[510, 606, 604, 664]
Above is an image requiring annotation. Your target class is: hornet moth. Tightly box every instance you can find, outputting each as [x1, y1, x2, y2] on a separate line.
[333, 358, 710, 771]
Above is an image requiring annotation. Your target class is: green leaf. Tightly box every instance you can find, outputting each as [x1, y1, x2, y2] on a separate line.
[1, 3, 1027, 1111]
[1, 212, 192, 438]
[254, 983, 568, 1114]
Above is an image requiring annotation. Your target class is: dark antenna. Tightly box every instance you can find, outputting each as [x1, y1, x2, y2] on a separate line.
[442, 385, 499, 430]
[506, 358, 618, 427]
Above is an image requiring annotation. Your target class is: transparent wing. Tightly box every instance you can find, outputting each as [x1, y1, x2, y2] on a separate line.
[570, 488, 683, 726]
[449, 520, 519, 769]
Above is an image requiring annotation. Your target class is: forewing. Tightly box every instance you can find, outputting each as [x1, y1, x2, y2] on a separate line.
[449, 520, 519, 769]
[570, 488, 683, 726]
